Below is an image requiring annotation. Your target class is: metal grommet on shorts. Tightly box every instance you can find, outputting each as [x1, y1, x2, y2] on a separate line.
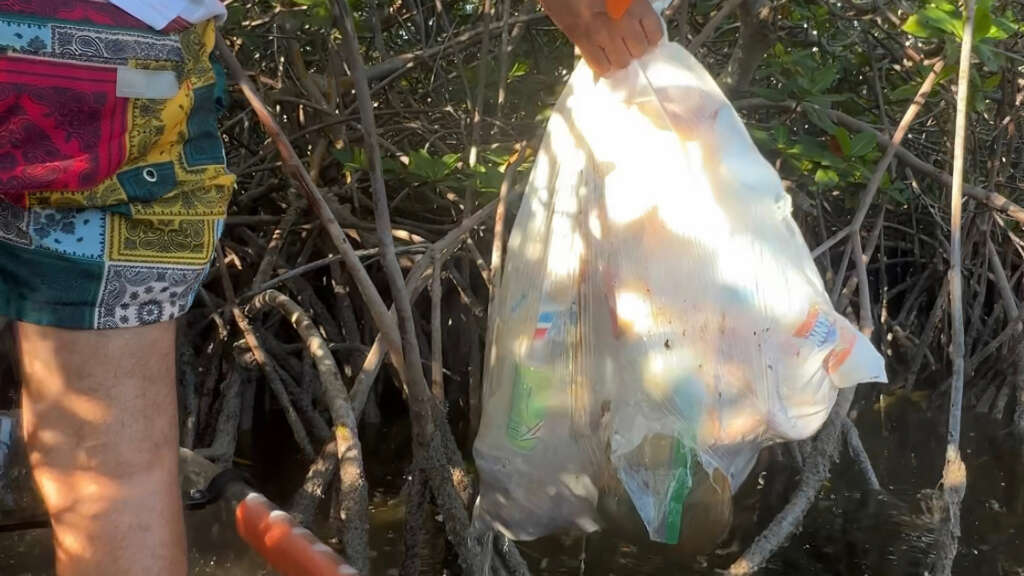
[143, 167, 159, 182]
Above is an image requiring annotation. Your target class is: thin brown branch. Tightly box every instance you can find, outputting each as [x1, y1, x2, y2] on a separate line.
[195, 369, 242, 467]
[968, 306, 1024, 373]
[231, 305, 316, 460]
[349, 199, 499, 419]
[932, 2, 974, 571]
[252, 201, 302, 288]
[853, 224, 874, 336]
[1014, 336, 1024, 443]
[400, 468, 430, 576]
[727, 389, 855, 574]
[840, 59, 945, 278]
[431, 255, 444, 401]
[246, 289, 370, 572]
[495, 0, 514, 115]
[448, 265, 487, 318]
[837, 211, 884, 316]
[676, 0, 690, 41]
[688, 0, 744, 52]
[359, 13, 546, 86]
[722, 0, 775, 94]
[178, 326, 199, 450]
[987, 238, 1020, 319]
[469, 0, 494, 168]
[367, 0, 384, 56]
[465, 239, 493, 290]
[290, 440, 340, 528]
[843, 417, 881, 491]
[266, 346, 332, 444]
[215, 33, 405, 371]
[331, 0, 435, 442]
[328, 259, 366, 347]
[197, 336, 227, 439]
[242, 244, 428, 300]
[907, 278, 950, 390]
[487, 145, 524, 302]
[330, 1, 480, 571]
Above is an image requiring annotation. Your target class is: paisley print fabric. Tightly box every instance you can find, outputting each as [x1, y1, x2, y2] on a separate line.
[0, 2, 234, 329]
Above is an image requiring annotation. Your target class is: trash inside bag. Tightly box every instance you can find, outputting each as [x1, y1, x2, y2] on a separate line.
[472, 37, 888, 548]
[597, 443, 734, 558]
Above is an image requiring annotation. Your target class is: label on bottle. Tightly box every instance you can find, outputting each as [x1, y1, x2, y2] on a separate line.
[505, 363, 551, 452]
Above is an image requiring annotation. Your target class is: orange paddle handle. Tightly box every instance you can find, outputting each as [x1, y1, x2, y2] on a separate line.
[606, 0, 633, 19]
[235, 492, 358, 576]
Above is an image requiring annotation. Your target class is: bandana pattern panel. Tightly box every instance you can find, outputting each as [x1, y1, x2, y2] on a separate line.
[0, 5, 234, 330]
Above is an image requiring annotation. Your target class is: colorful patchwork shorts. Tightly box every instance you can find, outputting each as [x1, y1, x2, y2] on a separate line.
[0, 1, 235, 330]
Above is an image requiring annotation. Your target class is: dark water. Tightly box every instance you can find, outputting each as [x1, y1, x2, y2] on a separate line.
[2, 386, 1023, 575]
[513, 392, 1024, 576]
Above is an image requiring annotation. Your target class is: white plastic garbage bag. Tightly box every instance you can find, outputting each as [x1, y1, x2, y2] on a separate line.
[472, 37, 887, 547]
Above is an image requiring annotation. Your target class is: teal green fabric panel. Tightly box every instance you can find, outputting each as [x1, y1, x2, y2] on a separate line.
[0, 240, 103, 329]
[184, 83, 228, 167]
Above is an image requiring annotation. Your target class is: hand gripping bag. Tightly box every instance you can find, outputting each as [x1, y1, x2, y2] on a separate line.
[472, 37, 888, 547]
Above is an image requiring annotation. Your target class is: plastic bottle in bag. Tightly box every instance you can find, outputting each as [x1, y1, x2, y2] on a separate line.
[475, 290, 604, 539]
[505, 301, 572, 452]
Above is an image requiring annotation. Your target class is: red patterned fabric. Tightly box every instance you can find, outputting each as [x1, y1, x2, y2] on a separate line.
[164, 16, 193, 32]
[0, 0, 151, 29]
[0, 56, 128, 206]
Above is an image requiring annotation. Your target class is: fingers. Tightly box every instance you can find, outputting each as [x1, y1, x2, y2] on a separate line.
[552, 0, 664, 76]
[578, 41, 612, 77]
[639, 13, 663, 45]
[620, 19, 648, 58]
[601, 0, 662, 74]
[631, 0, 664, 45]
[602, 31, 632, 70]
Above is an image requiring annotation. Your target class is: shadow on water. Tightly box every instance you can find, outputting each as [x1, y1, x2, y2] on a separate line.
[1, 380, 1023, 575]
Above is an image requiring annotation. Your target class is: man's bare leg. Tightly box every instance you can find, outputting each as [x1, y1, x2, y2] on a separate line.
[17, 321, 186, 576]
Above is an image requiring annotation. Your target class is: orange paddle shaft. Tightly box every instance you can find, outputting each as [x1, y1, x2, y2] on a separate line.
[233, 488, 359, 576]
